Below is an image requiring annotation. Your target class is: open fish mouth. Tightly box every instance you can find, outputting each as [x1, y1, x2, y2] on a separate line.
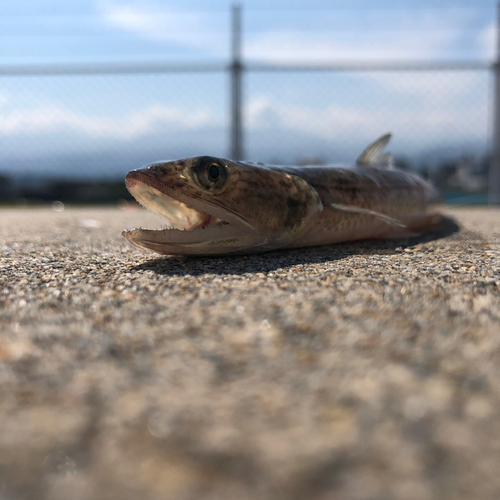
[122, 170, 255, 255]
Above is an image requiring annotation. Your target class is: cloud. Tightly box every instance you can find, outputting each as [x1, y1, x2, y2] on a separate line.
[0, 103, 218, 139]
[96, 0, 226, 53]
[246, 93, 487, 147]
[0, 93, 7, 109]
[479, 22, 496, 60]
[245, 29, 461, 62]
[1, 76, 487, 152]
[244, 8, 475, 62]
[96, 3, 485, 62]
[363, 71, 488, 109]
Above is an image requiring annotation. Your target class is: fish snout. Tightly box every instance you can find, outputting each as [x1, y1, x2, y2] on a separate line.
[145, 163, 166, 175]
[125, 160, 192, 196]
[125, 163, 167, 187]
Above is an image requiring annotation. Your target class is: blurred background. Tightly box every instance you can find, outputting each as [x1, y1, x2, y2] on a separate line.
[0, 0, 496, 204]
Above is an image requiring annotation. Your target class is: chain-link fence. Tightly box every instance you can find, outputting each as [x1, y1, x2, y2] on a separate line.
[0, 6, 495, 203]
[1, 71, 229, 179]
[1, 65, 491, 198]
[246, 67, 490, 167]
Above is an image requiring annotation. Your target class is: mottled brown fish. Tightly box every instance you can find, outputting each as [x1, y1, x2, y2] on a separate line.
[122, 134, 441, 256]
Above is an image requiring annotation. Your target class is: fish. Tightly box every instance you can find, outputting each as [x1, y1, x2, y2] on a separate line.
[122, 133, 441, 256]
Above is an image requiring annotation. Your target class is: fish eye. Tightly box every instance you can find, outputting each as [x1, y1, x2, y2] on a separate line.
[192, 156, 228, 191]
[208, 163, 220, 181]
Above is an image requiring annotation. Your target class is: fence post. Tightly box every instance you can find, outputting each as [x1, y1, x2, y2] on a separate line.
[230, 4, 243, 160]
[490, 2, 500, 204]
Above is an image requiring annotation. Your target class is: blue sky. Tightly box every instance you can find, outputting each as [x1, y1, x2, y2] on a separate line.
[0, 0, 497, 178]
[1, 0, 496, 63]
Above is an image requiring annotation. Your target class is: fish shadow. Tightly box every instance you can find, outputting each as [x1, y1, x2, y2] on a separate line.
[131, 215, 460, 277]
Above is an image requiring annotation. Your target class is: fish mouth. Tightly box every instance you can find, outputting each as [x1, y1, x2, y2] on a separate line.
[122, 170, 255, 255]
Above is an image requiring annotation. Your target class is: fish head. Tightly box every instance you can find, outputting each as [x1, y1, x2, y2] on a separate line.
[122, 156, 322, 255]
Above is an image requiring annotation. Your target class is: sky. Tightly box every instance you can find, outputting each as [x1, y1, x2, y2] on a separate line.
[0, 0, 497, 178]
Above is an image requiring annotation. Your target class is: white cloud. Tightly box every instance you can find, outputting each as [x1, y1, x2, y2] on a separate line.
[245, 64, 488, 145]
[0, 92, 8, 108]
[1, 81, 487, 149]
[245, 28, 462, 62]
[95, 3, 483, 62]
[479, 22, 496, 60]
[246, 94, 487, 146]
[244, 8, 473, 62]
[362, 71, 487, 109]
[0, 104, 217, 138]
[96, 0, 226, 53]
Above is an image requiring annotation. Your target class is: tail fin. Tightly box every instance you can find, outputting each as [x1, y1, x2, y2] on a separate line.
[357, 133, 392, 168]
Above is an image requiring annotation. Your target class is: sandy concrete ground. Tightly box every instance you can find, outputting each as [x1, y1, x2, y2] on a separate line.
[0, 205, 499, 500]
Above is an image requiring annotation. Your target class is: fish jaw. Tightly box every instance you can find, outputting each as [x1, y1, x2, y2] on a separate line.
[122, 167, 263, 255]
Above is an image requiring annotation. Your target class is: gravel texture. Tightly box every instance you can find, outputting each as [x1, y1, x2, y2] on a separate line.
[0, 205, 499, 500]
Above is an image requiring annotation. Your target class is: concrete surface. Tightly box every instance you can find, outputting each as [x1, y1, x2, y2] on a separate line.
[0, 205, 499, 500]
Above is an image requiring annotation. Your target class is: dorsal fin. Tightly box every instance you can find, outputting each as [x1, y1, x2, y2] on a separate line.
[357, 133, 392, 167]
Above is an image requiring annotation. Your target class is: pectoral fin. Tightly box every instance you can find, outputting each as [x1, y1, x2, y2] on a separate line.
[329, 203, 406, 228]
[357, 133, 393, 168]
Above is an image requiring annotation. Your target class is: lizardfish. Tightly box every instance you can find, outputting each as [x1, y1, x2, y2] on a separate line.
[122, 134, 441, 256]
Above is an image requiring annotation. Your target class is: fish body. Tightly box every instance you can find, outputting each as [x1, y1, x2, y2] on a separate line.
[275, 164, 437, 248]
[122, 134, 440, 256]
